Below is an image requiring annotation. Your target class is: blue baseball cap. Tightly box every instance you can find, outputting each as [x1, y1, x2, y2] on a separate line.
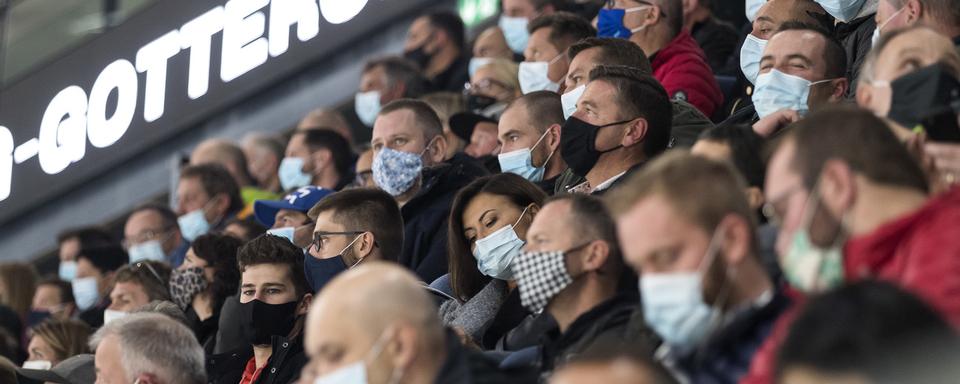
[254, 186, 334, 227]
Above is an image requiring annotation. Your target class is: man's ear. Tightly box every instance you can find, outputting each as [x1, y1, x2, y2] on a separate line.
[582, 240, 610, 273]
[545, 124, 563, 151]
[312, 149, 332, 175]
[818, 159, 857, 217]
[856, 83, 873, 110]
[297, 293, 314, 315]
[829, 78, 849, 102]
[427, 135, 448, 165]
[717, 214, 752, 269]
[623, 118, 649, 148]
[906, 0, 922, 23]
[389, 325, 419, 376]
[358, 232, 377, 259]
[211, 193, 231, 218]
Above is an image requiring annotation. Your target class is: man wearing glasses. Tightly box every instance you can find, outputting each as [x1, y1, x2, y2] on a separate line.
[123, 203, 189, 268]
[303, 188, 405, 292]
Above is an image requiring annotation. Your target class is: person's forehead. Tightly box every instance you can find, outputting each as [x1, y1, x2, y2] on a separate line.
[475, 122, 499, 135]
[530, 200, 572, 234]
[583, 80, 617, 102]
[112, 281, 145, 295]
[242, 263, 293, 286]
[277, 209, 308, 219]
[620, 194, 690, 237]
[373, 109, 421, 140]
[313, 210, 346, 232]
[768, 30, 826, 58]
[464, 193, 513, 221]
[766, 140, 802, 194]
[878, 30, 954, 73]
[574, 47, 603, 70]
[762, 0, 811, 24]
[126, 210, 164, 232]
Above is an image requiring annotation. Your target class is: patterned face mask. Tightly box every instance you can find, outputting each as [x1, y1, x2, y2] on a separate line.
[169, 267, 209, 310]
[513, 242, 590, 313]
[371, 146, 429, 196]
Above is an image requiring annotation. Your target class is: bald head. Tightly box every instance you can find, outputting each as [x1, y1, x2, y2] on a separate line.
[304, 263, 445, 381]
[190, 138, 253, 187]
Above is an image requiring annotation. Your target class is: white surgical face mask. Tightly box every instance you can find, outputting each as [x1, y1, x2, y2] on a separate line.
[21, 360, 52, 370]
[473, 205, 531, 280]
[279, 157, 314, 191]
[753, 69, 833, 118]
[499, 15, 530, 54]
[72, 277, 99, 311]
[519, 54, 564, 94]
[267, 227, 297, 244]
[746, 0, 766, 22]
[354, 90, 381, 127]
[871, 7, 906, 47]
[313, 329, 393, 384]
[178, 209, 211, 243]
[103, 309, 128, 325]
[739, 34, 768, 84]
[59, 260, 78, 282]
[561, 84, 586, 120]
[128, 240, 167, 264]
[498, 129, 555, 182]
[815, 0, 868, 22]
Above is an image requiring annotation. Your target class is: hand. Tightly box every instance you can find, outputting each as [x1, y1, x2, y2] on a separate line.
[925, 142, 960, 185]
[753, 109, 801, 138]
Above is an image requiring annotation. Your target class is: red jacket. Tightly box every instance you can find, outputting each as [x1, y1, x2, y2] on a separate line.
[740, 187, 960, 384]
[650, 32, 723, 118]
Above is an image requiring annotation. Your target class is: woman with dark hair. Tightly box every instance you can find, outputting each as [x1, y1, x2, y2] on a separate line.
[440, 173, 547, 347]
[169, 233, 242, 353]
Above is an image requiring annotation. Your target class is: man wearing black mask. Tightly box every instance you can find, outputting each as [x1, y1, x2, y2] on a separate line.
[304, 188, 405, 292]
[559, 65, 673, 195]
[404, 11, 471, 93]
[206, 235, 312, 384]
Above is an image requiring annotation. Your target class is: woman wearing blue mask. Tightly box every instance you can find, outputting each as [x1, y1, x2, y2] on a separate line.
[439, 173, 547, 348]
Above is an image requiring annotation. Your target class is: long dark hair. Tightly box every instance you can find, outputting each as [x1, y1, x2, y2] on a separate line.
[447, 173, 547, 302]
[191, 234, 243, 314]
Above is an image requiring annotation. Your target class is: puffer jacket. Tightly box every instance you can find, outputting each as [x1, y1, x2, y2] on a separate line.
[651, 32, 724, 118]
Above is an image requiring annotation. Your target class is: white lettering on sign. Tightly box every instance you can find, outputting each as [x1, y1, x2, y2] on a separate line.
[0, 0, 377, 202]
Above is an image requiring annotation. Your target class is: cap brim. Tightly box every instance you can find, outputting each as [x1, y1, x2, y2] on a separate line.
[449, 112, 497, 142]
[16, 368, 69, 383]
[253, 199, 298, 228]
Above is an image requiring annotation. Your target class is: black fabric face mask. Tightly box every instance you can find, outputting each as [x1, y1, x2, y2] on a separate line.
[239, 299, 299, 346]
[304, 251, 349, 293]
[888, 62, 960, 142]
[467, 94, 498, 112]
[560, 116, 633, 177]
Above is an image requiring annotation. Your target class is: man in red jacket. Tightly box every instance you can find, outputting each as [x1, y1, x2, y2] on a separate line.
[743, 106, 960, 384]
[597, 0, 722, 118]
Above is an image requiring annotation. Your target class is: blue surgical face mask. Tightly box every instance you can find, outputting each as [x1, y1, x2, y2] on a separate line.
[267, 227, 297, 244]
[372, 146, 428, 197]
[519, 54, 564, 94]
[597, 7, 650, 38]
[640, 230, 723, 354]
[815, 0, 867, 22]
[473, 205, 531, 280]
[498, 129, 555, 182]
[72, 277, 99, 311]
[354, 90, 381, 127]
[561, 84, 586, 120]
[128, 240, 167, 264]
[279, 157, 313, 191]
[739, 34, 768, 85]
[499, 15, 530, 54]
[753, 69, 834, 118]
[746, 0, 766, 22]
[469, 57, 494, 78]
[59, 260, 77, 282]
[178, 208, 211, 243]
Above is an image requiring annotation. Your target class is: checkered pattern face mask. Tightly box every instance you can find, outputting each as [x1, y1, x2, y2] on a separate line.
[513, 249, 575, 313]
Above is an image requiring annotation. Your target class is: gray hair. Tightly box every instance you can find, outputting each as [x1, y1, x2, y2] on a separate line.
[89, 313, 205, 384]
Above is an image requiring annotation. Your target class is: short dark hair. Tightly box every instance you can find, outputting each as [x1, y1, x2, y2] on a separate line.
[363, 56, 428, 99]
[77, 244, 128, 274]
[777, 280, 960, 382]
[588, 65, 673, 158]
[57, 227, 114, 248]
[507, 91, 565, 134]
[237, 235, 310, 299]
[918, 0, 960, 30]
[545, 194, 622, 273]
[425, 10, 466, 50]
[447, 174, 548, 302]
[783, 106, 928, 193]
[307, 188, 404, 263]
[113, 261, 172, 302]
[222, 218, 267, 243]
[179, 164, 244, 214]
[190, 234, 242, 311]
[568, 37, 653, 75]
[379, 99, 444, 140]
[37, 277, 75, 305]
[528, 11, 597, 51]
[775, 21, 847, 79]
[128, 203, 178, 232]
[697, 125, 766, 188]
[567, 341, 678, 384]
[294, 129, 355, 182]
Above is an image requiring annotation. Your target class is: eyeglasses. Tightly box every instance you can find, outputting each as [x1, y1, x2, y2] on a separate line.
[464, 78, 513, 95]
[761, 184, 805, 226]
[122, 227, 174, 250]
[310, 231, 367, 252]
[135, 262, 166, 286]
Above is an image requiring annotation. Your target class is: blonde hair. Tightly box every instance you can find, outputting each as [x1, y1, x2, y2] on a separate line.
[0, 263, 37, 318]
[30, 319, 92, 364]
[476, 58, 521, 94]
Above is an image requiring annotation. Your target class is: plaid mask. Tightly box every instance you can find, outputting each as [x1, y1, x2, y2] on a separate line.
[513, 243, 589, 313]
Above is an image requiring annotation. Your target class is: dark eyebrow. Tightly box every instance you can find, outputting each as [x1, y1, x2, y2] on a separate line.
[478, 209, 497, 224]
